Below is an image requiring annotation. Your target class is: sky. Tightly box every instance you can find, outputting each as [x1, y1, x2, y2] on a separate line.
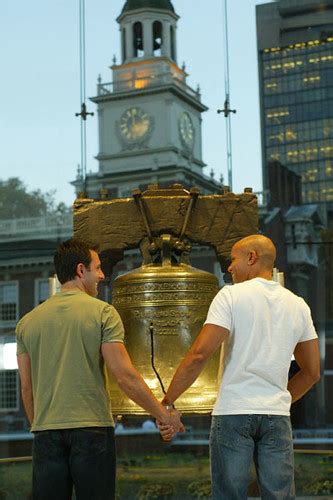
[0, 0, 270, 207]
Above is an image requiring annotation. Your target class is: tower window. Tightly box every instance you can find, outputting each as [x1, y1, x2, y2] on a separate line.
[153, 21, 163, 56]
[122, 28, 126, 62]
[133, 22, 143, 58]
[170, 25, 175, 61]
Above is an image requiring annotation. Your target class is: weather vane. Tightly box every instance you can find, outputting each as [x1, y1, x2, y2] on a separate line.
[75, 102, 94, 121]
[217, 99, 236, 118]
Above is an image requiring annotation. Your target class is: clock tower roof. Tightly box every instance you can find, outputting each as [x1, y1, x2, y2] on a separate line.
[120, 0, 175, 15]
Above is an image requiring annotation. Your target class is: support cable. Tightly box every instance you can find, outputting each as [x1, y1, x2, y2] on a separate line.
[217, 0, 236, 191]
[75, 0, 94, 195]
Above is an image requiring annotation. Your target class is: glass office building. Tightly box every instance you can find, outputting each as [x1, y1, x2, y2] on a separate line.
[257, 0, 333, 208]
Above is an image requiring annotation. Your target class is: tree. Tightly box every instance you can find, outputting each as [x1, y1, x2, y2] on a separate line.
[0, 177, 69, 219]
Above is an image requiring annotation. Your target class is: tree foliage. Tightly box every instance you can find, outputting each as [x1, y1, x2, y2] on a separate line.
[0, 177, 69, 219]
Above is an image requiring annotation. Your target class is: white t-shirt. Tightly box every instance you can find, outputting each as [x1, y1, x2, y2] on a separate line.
[205, 278, 317, 416]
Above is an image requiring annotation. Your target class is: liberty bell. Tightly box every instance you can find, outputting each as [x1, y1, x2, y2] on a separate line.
[73, 184, 258, 415]
[110, 232, 220, 414]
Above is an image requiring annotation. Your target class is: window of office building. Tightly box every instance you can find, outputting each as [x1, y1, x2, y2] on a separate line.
[0, 370, 19, 412]
[261, 38, 333, 204]
[0, 282, 18, 323]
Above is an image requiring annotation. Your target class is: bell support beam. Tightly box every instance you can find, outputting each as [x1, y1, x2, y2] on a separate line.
[73, 184, 258, 273]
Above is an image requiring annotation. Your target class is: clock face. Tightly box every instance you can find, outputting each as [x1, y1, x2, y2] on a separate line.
[179, 112, 195, 149]
[119, 107, 152, 142]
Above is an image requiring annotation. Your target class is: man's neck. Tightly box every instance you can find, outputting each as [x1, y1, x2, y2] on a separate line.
[61, 280, 85, 293]
[250, 270, 273, 281]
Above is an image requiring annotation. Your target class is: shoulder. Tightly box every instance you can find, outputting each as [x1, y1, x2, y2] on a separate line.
[220, 279, 275, 301]
[276, 285, 309, 307]
[71, 292, 110, 309]
[213, 284, 233, 301]
[85, 296, 121, 318]
[286, 290, 312, 315]
[222, 280, 254, 296]
[16, 298, 52, 329]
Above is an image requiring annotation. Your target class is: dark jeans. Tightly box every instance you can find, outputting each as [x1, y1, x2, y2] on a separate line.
[32, 427, 116, 500]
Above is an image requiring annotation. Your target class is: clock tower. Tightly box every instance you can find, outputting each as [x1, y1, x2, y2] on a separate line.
[78, 0, 220, 198]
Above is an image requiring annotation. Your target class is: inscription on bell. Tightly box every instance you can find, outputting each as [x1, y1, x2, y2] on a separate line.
[113, 281, 218, 307]
[131, 309, 191, 335]
[132, 309, 190, 319]
[114, 282, 217, 293]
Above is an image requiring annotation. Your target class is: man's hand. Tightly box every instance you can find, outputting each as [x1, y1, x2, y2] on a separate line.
[157, 406, 185, 441]
[158, 422, 175, 442]
[288, 338, 320, 403]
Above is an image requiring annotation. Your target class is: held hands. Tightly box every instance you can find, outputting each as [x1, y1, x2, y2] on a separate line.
[157, 404, 185, 441]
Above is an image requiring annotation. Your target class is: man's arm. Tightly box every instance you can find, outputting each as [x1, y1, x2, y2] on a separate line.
[162, 323, 229, 406]
[102, 342, 182, 430]
[288, 338, 320, 403]
[17, 353, 34, 425]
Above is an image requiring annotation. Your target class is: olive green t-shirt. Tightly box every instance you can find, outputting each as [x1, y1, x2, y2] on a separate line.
[16, 290, 124, 431]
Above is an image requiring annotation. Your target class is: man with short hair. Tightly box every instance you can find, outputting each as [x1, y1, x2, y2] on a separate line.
[159, 234, 320, 499]
[16, 238, 182, 500]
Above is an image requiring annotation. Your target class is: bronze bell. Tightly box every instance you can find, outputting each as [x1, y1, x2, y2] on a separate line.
[108, 234, 221, 415]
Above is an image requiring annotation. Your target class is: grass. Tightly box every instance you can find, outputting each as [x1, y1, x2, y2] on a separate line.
[117, 452, 211, 499]
[0, 451, 332, 499]
[0, 460, 32, 500]
[294, 452, 333, 496]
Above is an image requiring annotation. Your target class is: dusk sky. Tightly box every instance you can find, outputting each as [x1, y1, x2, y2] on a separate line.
[1, 0, 269, 206]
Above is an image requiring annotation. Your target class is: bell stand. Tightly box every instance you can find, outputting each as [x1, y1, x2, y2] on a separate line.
[133, 187, 199, 265]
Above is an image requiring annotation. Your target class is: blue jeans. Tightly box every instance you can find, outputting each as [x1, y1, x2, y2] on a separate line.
[32, 427, 116, 500]
[210, 415, 295, 500]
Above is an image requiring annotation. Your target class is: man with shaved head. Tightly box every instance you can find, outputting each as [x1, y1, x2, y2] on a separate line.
[160, 234, 320, 499]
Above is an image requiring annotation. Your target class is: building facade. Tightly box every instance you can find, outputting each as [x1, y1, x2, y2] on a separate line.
[256, 0, 333, 212]
[0, 215, 72, 438]
[257, 1, 333, 426]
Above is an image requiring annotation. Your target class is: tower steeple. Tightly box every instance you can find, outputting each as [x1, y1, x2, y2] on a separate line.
[117, 0, 178, 63]
[74, 0, 221, 200]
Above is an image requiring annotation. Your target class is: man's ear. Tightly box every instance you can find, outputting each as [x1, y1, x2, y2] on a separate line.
[76, 262, 85, 278]
[248, 250, 258, 265]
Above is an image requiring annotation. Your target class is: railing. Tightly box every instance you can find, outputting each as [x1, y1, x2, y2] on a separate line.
[0, 213, 73, 241]
[172, 427, 333, 447]
[98, 72, 201, 101]
[293, 428, 333, 445]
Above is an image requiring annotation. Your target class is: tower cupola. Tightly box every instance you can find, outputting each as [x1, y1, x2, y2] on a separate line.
[120, 0, 175, 14]
[117, 0, 178, 63]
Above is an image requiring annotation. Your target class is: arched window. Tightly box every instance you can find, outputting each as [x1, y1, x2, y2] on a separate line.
[170, 25, 176, 61]
[153, 21, 163, 56]
[122, 28, 126, 62]
[133, 22, 143, 58]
